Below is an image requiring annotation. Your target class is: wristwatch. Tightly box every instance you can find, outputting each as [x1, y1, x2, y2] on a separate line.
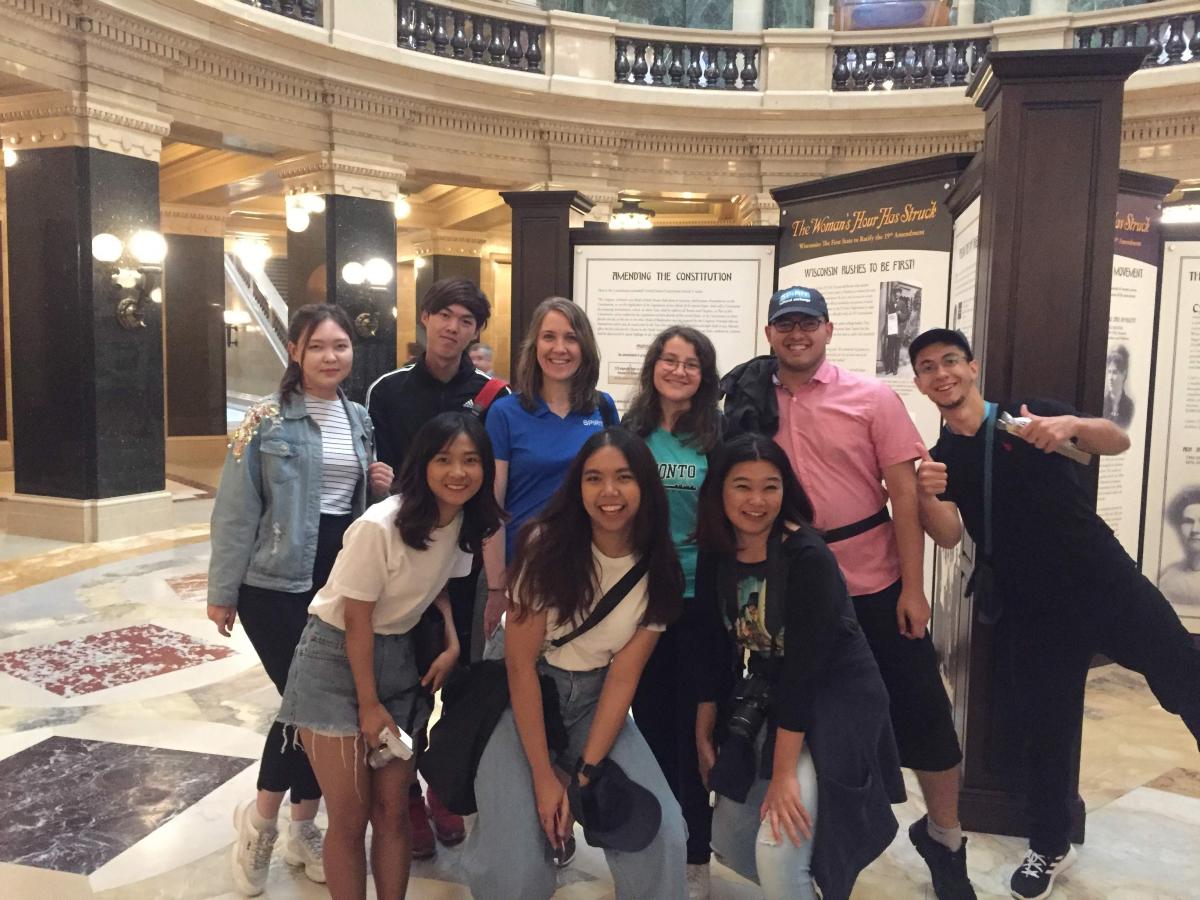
[574, 757, 601, 782]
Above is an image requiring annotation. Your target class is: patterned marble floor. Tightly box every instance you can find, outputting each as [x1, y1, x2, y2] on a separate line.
[0, 531, 1197, 899]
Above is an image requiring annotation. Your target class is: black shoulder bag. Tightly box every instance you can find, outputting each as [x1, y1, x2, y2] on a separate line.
[419, 556, 650, 815]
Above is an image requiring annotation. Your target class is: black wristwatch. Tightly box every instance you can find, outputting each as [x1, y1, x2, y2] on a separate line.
[574, 757, 601, 782]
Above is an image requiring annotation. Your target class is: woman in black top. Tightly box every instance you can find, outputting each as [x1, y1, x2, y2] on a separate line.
[692, 434, 905, 900]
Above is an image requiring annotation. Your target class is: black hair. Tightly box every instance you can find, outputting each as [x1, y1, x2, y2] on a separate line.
[420, 278, 491, 330]
[1166, 487, 1200, 529]
[908, 328, 974, 368]
[509, 427, 683, 628]
[1106, 344, 1130, 374]
[393, 412, 505, 553]
[279, 304, 355, 399]
[622, 326, 723, 454]
[694, 433, 816, 557]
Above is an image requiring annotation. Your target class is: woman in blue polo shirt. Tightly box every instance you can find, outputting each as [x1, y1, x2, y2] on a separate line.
[482, 296, 617, 643]
[622, 325, 722, 898]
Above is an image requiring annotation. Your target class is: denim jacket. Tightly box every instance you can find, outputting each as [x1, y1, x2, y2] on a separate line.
[207, 390, 374, 607]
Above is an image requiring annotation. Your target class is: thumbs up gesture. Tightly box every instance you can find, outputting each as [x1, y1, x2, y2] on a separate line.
[916, 444, 948, 498]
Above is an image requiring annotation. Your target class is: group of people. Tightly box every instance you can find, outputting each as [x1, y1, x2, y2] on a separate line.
[206, 277, 1200, 900]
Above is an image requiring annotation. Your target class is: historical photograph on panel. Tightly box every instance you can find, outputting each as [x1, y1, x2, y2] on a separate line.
[876, 281, 922, 378]
[1103, 343, 1136, 430]
[1160, 487, 1200, 626]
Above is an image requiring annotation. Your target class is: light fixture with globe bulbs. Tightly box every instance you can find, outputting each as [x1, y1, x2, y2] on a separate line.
[609, 196, 655, 230]
[90, 228, 169, 329]
[233, 237, 273, 274]
[340, 256, 396, 338]
[3, 147, 17, 168]
[285, 192, 327, 232]
[394, 195, 412, 220]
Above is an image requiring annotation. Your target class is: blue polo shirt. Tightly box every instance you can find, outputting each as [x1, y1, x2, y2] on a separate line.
[486, 391, 617, 561]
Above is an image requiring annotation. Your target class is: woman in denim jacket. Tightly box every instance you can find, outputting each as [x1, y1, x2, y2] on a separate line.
[206, 304, 392, 896]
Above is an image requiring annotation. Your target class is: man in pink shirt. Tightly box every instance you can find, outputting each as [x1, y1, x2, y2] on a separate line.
[722, 286, 974, 900]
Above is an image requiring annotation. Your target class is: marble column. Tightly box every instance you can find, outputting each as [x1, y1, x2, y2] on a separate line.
[275, 152, 404, 403]
[0, 90, 173, 542]
[162, 205, 227, 438]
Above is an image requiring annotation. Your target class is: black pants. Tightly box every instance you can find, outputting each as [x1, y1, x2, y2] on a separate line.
[632, 609, 713, 865]
[238, 513, 351, 803]
[1011, 566, 1200, 852]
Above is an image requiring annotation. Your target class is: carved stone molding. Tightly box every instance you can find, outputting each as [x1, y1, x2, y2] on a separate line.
[0, 90, 170, 161]
[161, 203, 226, 237]
[736, 192, 780, 227]
[406, 228, 488, 258]
[274, 151, 407, 202]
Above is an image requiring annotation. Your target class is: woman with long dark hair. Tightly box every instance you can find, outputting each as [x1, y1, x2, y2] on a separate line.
[481, 297, 617, 649]
[207, 304, 393, 895]
[464, 428, 687, 899]
[622, 325, 722, 897]
[692, 434, 905, 900]
[278, 412, 503, 900]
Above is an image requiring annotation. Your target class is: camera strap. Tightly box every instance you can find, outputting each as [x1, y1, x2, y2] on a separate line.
[982, 401, 996, 561]
[551, 555, 651, 648]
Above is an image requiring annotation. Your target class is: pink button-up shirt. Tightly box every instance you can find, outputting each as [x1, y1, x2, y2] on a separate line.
[773, 361, 924, 596]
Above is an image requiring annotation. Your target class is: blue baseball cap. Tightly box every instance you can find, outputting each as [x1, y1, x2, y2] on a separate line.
[768, 286, 829, 324]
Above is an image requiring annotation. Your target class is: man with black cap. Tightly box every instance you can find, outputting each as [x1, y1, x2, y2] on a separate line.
[909, 327, 1200, 900]
[722, 287, 974, 900]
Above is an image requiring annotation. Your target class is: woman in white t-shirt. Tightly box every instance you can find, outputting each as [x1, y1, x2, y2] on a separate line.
[464, 427, 688, 900]
[278, 412, 503, 900]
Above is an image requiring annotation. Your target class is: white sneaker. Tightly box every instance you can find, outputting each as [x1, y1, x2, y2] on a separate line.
[231, 801, 276, 896]
[687, 862, 711, 900]
[284, 819, 326, 884]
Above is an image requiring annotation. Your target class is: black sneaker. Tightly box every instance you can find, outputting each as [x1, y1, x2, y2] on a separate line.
[908, 815, 977, 900]
[1010, 845, 1076, 899]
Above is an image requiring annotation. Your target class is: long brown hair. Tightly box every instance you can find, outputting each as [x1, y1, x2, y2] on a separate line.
[279, 304, 355, 399]
[509, 428, 683, 628]
[514, 297, 602, 415]
[622, 325, 722, 453]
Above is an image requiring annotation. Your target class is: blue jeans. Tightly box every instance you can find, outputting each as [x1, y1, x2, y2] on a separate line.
[710, 739, 819, 900]
[464, 662, 687, 900]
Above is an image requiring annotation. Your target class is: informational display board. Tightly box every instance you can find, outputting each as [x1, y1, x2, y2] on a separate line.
[1143, 239, 1200, 634]
[948, 197, 980, 340]
[776, 178, 955, 446]
[1096, 195, 1161, 560]
[573, 242, 776, 409]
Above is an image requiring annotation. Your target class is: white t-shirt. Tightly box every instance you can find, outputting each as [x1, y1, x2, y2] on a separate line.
[522, 546, 664, 671]
[309, 494, 472, 635]
[305, 394, 359, 515]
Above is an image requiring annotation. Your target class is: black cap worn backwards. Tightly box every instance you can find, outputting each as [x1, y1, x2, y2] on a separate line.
[909, 328, 974, 367]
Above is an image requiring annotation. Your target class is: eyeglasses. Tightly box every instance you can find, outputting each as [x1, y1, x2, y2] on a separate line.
[657, 355, 701, 374]
[915, 353, 968, 376]
[771, 317, 825, 333]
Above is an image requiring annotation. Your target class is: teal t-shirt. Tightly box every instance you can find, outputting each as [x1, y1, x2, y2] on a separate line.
[645, 428, 707, 598]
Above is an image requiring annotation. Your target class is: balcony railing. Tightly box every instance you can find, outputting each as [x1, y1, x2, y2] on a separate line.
[614, 41, 759, 90]
[397, 1, 546, 73]
[238, 0, 321, 25]
[833, 37, 990, 91]
[1075, 11, 1198, 67]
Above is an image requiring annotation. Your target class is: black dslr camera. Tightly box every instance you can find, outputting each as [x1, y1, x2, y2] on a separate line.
[727, 675, 772, 742]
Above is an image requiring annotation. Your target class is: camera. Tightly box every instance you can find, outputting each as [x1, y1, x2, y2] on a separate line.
[727, 675, 772, 743]
[367, 727, 414, 769]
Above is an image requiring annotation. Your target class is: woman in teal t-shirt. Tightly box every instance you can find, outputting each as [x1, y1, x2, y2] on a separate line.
[622, 325, 723, 897]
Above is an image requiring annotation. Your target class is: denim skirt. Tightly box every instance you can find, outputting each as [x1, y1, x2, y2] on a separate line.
[278, 615, 429, 739]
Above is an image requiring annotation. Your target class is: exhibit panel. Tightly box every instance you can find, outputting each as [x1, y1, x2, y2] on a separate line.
[1142, 235, 1200, 635]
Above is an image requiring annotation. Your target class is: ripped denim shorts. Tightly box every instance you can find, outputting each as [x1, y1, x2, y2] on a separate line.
[278, 616, 429, 739]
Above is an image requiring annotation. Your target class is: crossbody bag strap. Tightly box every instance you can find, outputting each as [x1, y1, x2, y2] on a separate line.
[982, 401, 997, 560]
[550, 555, 651, 647]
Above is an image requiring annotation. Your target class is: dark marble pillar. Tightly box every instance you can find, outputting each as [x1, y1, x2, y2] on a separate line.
[164, 232, 226, 436]
[500, 191, 593, 365]
[5, 146, 166, 500]
[286, 195, 397, 403]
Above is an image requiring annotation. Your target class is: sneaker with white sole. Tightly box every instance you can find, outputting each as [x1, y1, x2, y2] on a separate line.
[283, 819, 326, 884]
[231, 802, 277, 896]
[1010, 844, 1077, 899]
[686, 862, 711, 900]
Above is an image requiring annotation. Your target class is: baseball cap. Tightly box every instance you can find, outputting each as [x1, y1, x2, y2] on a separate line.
[908, 328, 974, 367]
[767, 286, 829, 324]
[567, 758, 661, 852]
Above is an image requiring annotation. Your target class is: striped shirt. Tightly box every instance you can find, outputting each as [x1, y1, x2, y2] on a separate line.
[305, 395, 360, 514]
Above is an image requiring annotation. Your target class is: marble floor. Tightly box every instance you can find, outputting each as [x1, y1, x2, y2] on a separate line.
[0, 528, 1197, 899]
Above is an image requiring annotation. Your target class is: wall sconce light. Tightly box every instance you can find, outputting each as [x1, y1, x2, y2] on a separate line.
[394, 195, 412, 220]
[92, 229, 168, 329]
[340, 256, 394, 338]
[285, 192, 326, 232]
[2, 147, 16, 168]
[610, 196, 655, 230]
[223, 309, 251, 347]
[234, 237, 273, 274]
